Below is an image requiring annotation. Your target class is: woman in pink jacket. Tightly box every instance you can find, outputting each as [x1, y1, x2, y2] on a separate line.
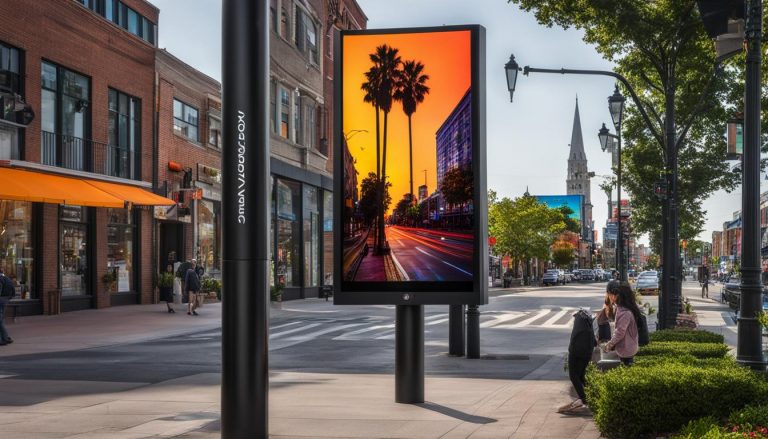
[603, 282, 641, 366]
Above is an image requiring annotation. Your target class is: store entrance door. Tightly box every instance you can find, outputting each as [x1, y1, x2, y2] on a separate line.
[160, 222, 184, 270]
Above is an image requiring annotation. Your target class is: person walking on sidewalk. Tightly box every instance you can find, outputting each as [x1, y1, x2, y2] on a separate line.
[701, 265, 710, 298]
[558, 308, 596, 414]
[0, 269, 14, 345]
[603, 282, 640, 366]
[184, 260, 202, 316]
[161, 264, 176, 313]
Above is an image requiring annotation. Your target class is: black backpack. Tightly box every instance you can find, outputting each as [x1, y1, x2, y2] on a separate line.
[637, 313, 650, 346]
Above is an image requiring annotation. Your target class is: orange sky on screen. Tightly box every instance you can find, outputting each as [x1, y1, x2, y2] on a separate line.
[342, 30, 471, 215]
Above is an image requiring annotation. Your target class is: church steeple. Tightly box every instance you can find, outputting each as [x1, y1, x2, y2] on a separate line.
[569, 97, 586, 160]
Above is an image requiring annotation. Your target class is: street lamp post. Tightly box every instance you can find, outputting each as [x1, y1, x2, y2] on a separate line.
[505, 56, 680, 328]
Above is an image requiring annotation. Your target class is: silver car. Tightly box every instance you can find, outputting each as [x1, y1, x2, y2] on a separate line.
[635, 271, 659, 295]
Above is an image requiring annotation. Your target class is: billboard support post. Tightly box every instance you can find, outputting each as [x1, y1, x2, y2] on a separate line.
[221, 0, 270, 437]
[448, 305, 465, 356]
[466, 305, 480, 358]
[395, 305, 424, 403]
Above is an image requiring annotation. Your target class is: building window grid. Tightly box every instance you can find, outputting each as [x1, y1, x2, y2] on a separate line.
[173, 98, 199, 143]
[75, 0, 156, 45]
[108, 88, 139, 179]
[208, 115, 221, 148]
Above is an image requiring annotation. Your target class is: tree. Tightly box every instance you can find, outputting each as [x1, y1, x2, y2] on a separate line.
[394, 60, 430, 203]
[552, 240, 576, 268]
[393, 193, 415, 225]
[489, 194, 566, 283]
[556, 206, 581, 234]
[646, 253, 660, 270]
[440, 166, 473, 213]
[359, 172, 391, 228]
[507, 0, 739, 253]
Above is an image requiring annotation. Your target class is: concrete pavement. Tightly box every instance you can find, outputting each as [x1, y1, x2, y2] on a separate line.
[0, 295, 603, 438]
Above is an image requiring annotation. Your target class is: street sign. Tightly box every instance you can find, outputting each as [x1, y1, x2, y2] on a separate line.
[488, 236, 497, 246]
[654, 179, 668, 200]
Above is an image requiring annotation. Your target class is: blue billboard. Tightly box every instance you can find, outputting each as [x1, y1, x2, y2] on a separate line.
[533, 195, 584, 222]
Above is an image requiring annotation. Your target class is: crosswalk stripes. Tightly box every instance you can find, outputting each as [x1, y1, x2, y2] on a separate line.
[186, 308, 584, 348]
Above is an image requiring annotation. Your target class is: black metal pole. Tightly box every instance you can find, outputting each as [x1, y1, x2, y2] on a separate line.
[395, 304, 424, 403]
[660, 68, 679, 330]
[738, 0, 766, 371]
[221, 0, 270, 437]
[448, 304, 465, 356]
[616, 133, 624, 281]
[466, 305, 480, 359]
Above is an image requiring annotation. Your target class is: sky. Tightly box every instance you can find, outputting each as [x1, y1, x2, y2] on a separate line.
[147, 0, 744, 246]
[342, 30, 471, 213]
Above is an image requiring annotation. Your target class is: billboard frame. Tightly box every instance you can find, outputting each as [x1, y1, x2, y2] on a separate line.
[333, 25, 488, 306]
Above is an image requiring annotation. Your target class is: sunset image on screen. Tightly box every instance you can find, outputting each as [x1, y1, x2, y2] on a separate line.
[341, 29, 474, 283]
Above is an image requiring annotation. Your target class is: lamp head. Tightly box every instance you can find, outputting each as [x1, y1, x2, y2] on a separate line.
[504, 54, 520, 103]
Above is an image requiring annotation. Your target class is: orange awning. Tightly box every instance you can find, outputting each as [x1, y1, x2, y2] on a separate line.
[0, 167, 174, 207]
[86, 180, 175, 206]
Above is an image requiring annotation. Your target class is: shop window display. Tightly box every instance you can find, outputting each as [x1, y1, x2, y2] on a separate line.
[276, 179, 300, 287]
[0, 201, 33, 299]
[107, 208, 134, 293]
[60, 205, 88, 296]
[303, 185, 319, 287]
[197, 199, 221, 275]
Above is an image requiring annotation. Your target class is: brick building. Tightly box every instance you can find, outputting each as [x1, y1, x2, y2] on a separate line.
[154, 49, 222, 279]
[267, 0, 366, 299]
[0, 0, 172, 315]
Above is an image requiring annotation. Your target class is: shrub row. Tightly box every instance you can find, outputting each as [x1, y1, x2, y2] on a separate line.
[636, 341, 730, 359]
[649, 329, 725, 344]
[673, 404, 768, 439]
[586, 360, 768, 438]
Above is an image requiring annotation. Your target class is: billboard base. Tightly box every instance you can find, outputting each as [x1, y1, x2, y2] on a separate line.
[448, 304, 466, 356]
[395, 304, 424, 403]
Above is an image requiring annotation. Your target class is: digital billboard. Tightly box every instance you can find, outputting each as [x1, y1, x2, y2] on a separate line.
[534, 195, 584, 222]
[334, 25, 487, 305]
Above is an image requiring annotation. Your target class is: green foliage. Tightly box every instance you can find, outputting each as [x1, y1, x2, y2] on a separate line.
[634, 354, 737, 370]
[637, 341, 729, 359]
[646, 253, 660, 270]
[156, 272, 175, 289]
[757, 311, 768, 331]
[507, 0, 741, 251]
[488, 194, 565, 265]
[556, 206, 581, 234]
[201, 277, 221, 293]
[673, 417, 728, 439]
[440, 166, 473, 208]
[551, 241, 575, 268]
[270, 283, 284, 302]
[730, 404, 768, 428]
[650, 329, 725, 344]
[586, 360, 768, 438]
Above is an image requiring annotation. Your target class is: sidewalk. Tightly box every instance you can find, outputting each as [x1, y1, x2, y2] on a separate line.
[0, 303, 600, 438]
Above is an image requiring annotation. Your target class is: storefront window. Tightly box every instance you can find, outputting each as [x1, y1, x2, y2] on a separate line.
[107, 208, 134, 293]
[304, 185, 319, 287]
[60, 205, 88, 296]
[0, 201, 33, 299]
[197, 199, 221, 275]
[276, 179, 300, 287]
[323, 191, 333, 286]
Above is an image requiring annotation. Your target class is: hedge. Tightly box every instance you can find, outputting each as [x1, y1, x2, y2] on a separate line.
[634, 354, 737, 370]
[636, 341, 730, 359]
[673, 405, 768, 439]
[650, 329, 725, 344]
[729, 404, 768, 428]
[585, 360, 768, 438]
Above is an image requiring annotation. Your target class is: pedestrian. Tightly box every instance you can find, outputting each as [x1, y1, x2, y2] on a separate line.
[0, 268, 14, 345]
[701, 266, 709, 299]
[596, 282, 617, 343]
[184, 259, 202, 316]
[558, 309, 596, 414]
[602, 282, 641, 366]
[195, 261, 205, 279]
[161, 264, 175, 313]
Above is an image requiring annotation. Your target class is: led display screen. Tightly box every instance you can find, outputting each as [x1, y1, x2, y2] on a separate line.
[334, 26, 487, 305]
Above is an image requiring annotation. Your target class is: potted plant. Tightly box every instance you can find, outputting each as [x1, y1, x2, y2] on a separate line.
[101, 270, 117, 293]
[157, 272, 175, 302]
[201, 276, 222, 301]
[270, 283, 284, 306]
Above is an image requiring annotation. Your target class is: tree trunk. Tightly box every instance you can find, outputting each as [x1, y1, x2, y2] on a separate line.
[408, 114, 414, 204]
[374, 105, 382, 248]
[378, 110, 389, 252]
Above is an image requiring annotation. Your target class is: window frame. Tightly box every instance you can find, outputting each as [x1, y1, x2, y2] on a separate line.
[172, 98, 200, 143]
[108, 87, 140, 179]
[208, 114, 221, 149]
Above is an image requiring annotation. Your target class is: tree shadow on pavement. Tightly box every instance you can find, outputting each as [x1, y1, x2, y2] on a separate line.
[418, 401, 497, 424]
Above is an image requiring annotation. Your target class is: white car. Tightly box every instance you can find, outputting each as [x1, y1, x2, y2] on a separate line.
[635, 271, 659, 295]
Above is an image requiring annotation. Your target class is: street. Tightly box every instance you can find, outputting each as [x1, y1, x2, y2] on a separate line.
[0, 281, 738, 437]
[387, 226, 473, 281]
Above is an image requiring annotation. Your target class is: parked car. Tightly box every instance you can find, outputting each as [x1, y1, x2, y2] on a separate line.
[594, 269, 605, 281]
[541, 270, 560, 286]
[563, 271, 573, 283]
[720, 274, 768, 313]
[570, 270, 582, 281]
[635, 271, 659, 295]
[579, 269, 595, 282]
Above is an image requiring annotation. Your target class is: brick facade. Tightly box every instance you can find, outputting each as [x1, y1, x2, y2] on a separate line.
[154, 49, 222, 273]
[0, 0, 157, 314]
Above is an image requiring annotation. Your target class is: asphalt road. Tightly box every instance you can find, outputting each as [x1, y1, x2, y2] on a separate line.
[387, 226, 473, 281]
[0, 282, 734, 388]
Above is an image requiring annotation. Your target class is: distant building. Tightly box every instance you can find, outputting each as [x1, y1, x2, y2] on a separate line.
[566, 98, 593, 239]
[418, 184, 428, 201]
[436, 90, 472, 195]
